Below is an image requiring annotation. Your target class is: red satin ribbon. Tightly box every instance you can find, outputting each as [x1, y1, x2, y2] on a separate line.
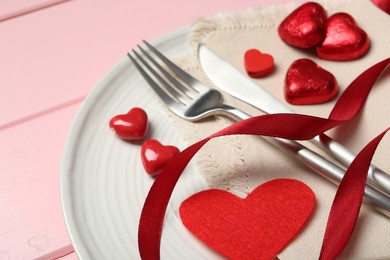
[138, 58, 390, 260]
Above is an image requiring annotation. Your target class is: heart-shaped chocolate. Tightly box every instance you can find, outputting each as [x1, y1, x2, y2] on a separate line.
[140, 139, 180, 176]
[244, 49, 274, 78]
[180, 179, 315, 260]
[285, 58, 338, 105]
[109, 107, 148, 140]
[278, 2, 327, 48]
[316, 13, 370, 61]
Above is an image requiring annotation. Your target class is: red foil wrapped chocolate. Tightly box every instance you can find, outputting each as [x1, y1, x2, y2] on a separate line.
[285, 59, 338, 105]
[278, 2, 327, 48]
[316, 13, 370, 61]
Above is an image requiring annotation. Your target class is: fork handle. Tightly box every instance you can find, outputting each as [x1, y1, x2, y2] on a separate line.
[221, 105, 390, 217]
[313, 134, 390, 194]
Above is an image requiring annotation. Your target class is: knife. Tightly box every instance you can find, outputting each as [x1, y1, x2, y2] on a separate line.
[198, 44, 390, 196]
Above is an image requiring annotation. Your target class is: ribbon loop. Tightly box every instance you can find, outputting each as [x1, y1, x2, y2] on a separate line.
[138, 58, 390, 260]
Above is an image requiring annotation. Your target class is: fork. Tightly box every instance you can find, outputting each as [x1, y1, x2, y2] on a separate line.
[128, 40, 390, 217]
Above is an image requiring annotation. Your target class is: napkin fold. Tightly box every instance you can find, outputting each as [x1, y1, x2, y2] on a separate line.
[169, 0, 390, 258]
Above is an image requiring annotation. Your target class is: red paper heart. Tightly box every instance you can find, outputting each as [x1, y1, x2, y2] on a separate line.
[316, 13, 370, 61]
[285, 58, 338, 105]
[244, 49, 274, 78]
[109, 107, 148, 140]
[180, 179, 315, 260]
[278, 2, 327, 48]
[140, 139, 180, 176]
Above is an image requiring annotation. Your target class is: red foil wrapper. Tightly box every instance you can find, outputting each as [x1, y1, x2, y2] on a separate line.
[285, 58, 338, 105]
[278, 2, 327, 48]
[316, 13, 370, 61]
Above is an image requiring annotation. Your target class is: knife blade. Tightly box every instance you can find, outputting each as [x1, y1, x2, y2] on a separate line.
[198, 44, 390, 195]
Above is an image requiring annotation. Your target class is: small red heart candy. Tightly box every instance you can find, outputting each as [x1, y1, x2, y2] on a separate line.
[109, 107, 148, 140]
[278, 2, 327, 48]
[140, 139, 180, 176]
[316, 13, 370, 61]
[244, 49, 274, 78]
[180, 179, 315, 260]
[285, 58, 338, 105]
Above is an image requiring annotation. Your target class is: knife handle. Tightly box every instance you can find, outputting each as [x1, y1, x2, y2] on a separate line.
[223, 106, 390, 217]
[313, 134, 390, 195]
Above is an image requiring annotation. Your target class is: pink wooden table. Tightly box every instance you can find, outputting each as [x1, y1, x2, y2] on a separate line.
[1, 0, 294, 258]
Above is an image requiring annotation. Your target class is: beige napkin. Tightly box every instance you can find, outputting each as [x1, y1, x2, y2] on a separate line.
[169, 0, 390, 259]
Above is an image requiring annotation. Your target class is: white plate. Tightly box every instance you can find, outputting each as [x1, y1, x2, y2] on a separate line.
[61, 29, 221, 259]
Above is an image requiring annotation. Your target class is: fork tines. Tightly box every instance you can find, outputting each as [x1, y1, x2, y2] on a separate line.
[128, 41, 199, 105]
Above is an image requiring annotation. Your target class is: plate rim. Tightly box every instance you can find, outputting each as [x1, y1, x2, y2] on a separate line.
[60, 27, 189, 259]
